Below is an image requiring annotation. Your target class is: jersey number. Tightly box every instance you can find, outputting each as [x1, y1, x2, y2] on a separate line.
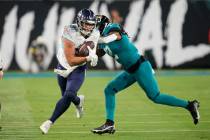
[104, 45, 119, 60]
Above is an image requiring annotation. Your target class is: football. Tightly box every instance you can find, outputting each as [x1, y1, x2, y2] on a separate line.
[75, 41, 95, 57]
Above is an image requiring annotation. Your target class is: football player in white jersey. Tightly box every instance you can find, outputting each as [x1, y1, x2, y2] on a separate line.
[40, 9, 100, 134]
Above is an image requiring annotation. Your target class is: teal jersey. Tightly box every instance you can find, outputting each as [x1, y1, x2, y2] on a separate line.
[99, 23, 141, 70]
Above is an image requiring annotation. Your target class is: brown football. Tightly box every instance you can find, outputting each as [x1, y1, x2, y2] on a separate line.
[75, 41, 95, 57]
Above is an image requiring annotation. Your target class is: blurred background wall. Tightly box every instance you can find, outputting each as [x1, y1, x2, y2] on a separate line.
[0, 0, 209, 72]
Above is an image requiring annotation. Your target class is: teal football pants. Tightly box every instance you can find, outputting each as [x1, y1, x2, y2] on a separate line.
[105, 61, 188, 121]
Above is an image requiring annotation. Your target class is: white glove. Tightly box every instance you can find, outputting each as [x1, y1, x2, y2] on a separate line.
[90, 55, 98, 67]
[54, 68, 74, 78]
[86, 46, 98, 67]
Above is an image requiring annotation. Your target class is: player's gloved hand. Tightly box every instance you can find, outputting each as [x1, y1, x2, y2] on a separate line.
[86, 46, 98, 67]
[90, 55, 98, 67]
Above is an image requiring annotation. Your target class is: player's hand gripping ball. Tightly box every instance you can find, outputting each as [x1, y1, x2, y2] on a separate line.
[75, 41, 95, 57]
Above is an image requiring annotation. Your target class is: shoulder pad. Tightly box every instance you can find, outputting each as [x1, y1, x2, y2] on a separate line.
[63, 24, 78, 35]
[102, 23, 120, 35]
[62, 24, 79, 41]
[103, 23, 127, 36]
[69, 24, 79, 32]
[107, 23, 120, 29]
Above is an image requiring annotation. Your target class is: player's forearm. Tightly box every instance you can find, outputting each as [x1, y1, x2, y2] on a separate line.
[66, 56, 87, 66]
[98, 34, 118, 44]
[63, 39, 89, 66]
[64, 49, 89, 66]
[98, 31, 122, 44]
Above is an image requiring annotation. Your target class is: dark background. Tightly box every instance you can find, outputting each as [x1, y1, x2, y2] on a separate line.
[0, 0, 209, 70]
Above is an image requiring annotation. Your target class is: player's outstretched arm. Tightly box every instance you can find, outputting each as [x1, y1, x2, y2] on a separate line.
[98, 32, 121, 44]
[63, 38, 89, 66]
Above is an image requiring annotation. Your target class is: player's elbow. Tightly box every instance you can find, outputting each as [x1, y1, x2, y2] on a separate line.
[69, 62, 74, 66]
[68, 60, 76, 66]
[65, 58, 74, 66]
[67, 57, 82, 66]
[65, 54, 76, 66]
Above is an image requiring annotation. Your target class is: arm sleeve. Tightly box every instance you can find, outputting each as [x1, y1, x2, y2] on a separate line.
[92, 31, 100, 54]
[98, 34, 118, 44]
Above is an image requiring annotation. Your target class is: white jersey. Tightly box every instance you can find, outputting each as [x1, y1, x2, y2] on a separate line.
[57, 24, 100, 70]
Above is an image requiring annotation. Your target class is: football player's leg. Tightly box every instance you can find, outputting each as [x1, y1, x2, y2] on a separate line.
[65, 68, 86, 105]
[135, 61, 188, 108]
[92, 72, 135, 134]
[105, 71, 135, 121]
[135, 61, 200, 124]
[65, 68, 86, 118]
[49, 67, 85, 123]
[57, 74, 67, 96]
[56, 64, 67, 96]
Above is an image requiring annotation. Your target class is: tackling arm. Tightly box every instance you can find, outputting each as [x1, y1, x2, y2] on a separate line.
[98, 32, 121, 44]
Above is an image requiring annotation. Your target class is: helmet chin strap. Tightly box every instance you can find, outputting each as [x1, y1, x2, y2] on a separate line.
[78, 22, 93, 37]
[80, 29, 91, 38]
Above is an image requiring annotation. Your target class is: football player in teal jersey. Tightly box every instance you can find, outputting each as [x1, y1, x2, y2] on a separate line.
[92, 15, 200, 134]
